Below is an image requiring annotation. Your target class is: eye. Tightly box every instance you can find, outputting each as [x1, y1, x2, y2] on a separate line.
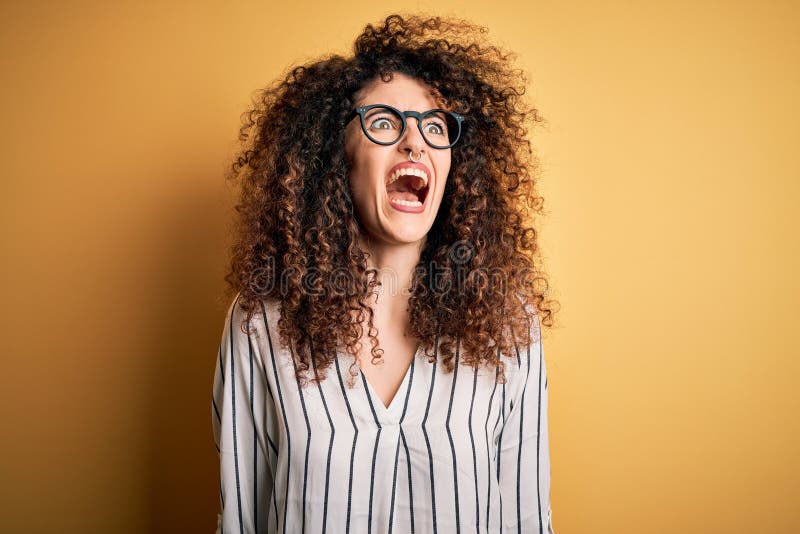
[423, 120, 446, 135]
[367, 115, 400, 130]
[371, 118, 392, 129]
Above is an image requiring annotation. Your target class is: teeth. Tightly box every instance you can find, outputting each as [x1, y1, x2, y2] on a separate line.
[387, 167, 428, 189]
[390, 198, 423, 207]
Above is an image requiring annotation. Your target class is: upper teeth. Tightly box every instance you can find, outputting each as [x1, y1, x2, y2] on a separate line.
[388, 167, 428, 189]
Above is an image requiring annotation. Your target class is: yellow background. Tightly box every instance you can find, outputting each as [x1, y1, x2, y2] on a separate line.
[2, 1, 798, 532]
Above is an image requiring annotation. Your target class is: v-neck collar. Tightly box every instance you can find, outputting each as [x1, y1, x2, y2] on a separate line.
[345, 343, 422, 425]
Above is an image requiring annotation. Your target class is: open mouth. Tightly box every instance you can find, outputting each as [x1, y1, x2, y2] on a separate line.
[386, 171, 430, 208]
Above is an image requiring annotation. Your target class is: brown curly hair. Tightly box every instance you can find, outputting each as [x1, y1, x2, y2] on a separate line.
[223, 13, 560, 389]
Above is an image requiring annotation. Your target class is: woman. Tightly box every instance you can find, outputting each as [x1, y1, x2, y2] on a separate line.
[212, 13, 559, 534]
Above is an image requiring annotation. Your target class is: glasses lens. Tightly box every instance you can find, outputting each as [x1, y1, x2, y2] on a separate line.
[361, 106, 404, 144]
[421, 111, 460, 148]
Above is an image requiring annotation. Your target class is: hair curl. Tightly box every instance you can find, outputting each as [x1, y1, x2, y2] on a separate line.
[223, 13, 560, 389]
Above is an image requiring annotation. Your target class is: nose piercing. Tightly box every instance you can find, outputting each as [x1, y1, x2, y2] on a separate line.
[409, 150, 422, 162]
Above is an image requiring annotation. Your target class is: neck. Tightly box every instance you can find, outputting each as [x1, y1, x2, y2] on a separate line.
[357, 233, 425, 311]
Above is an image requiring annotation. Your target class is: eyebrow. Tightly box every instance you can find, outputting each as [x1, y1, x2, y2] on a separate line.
[363, 105, 442, 113]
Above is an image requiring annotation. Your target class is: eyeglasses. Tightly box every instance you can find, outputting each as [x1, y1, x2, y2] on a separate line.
[346, 104, 465, 149]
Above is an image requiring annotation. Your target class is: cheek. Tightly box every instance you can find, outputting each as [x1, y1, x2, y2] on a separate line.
[346, 152, 383, 200]
[343, 130, 359, 167]
[349, 148, 388, 186]
[345, 133, 369, 169]
[437, 154, 452, 183]
[344, 138, 365, 183]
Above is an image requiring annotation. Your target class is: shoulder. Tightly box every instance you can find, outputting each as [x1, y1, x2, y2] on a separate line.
[500, 296, 543, 386]
[223, 292, 282, 337]
[504, 293, 543, 351]
[515, 289, 541, 335]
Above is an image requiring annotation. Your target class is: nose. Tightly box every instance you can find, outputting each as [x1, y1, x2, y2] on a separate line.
[397, 116, 426, 157]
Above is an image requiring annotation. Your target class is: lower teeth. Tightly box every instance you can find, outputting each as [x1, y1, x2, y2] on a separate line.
[390, 198, 422, 207]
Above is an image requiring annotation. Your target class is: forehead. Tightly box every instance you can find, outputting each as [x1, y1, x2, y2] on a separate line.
[354, 72, 444, 109]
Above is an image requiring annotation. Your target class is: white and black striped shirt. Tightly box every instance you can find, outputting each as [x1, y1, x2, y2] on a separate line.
[212, 293, 555, 533]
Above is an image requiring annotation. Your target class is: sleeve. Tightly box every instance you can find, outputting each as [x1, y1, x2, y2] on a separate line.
[497, 313, 555, 533]
[212, 294, 274, 534]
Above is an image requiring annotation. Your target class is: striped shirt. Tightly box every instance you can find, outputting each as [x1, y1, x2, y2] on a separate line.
[212, 293, 555, 534]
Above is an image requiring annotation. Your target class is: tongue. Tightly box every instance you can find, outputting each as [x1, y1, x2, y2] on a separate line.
[388, 191, 420, 202]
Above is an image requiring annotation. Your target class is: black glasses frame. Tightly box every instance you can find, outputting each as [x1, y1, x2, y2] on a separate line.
[346, 104, 465, 149]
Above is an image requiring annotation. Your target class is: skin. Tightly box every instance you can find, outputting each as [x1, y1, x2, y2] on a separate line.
[342, 72, 453, 403]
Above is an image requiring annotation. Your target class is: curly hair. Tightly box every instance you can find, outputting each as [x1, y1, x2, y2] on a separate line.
[223, 13, 560, 389]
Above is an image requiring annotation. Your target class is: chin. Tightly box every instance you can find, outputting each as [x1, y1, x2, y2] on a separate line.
[384, 226, 430, 245]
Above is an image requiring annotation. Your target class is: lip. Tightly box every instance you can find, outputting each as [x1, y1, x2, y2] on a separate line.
[385, 161, 432, 214]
